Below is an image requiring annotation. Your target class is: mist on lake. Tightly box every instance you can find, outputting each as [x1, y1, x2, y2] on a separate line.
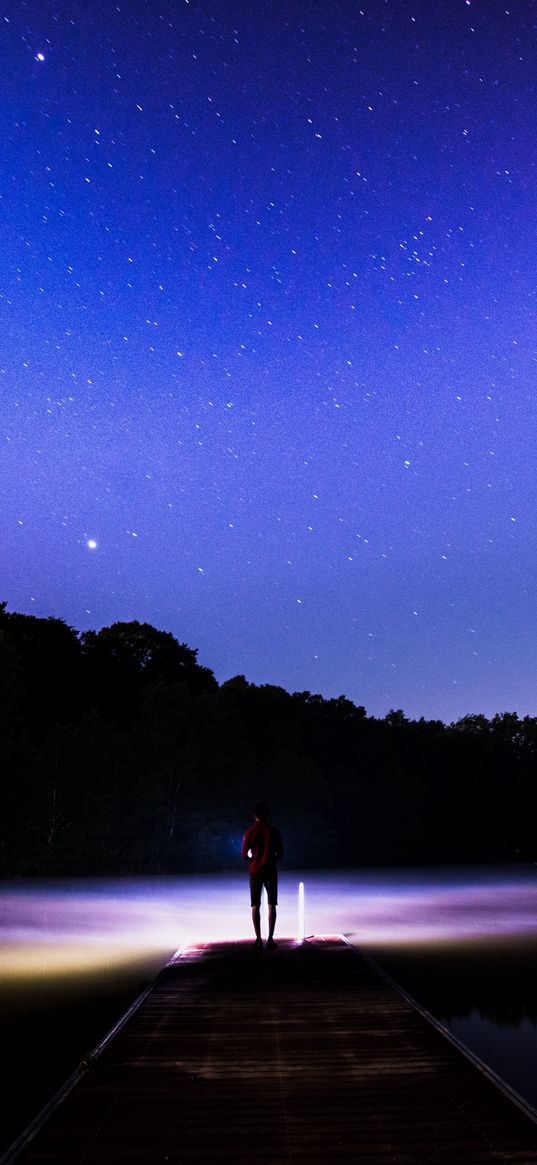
[2, 866, 537, 1154]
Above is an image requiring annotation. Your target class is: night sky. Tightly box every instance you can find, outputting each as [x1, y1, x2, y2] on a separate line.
[3, 0, 537, 722]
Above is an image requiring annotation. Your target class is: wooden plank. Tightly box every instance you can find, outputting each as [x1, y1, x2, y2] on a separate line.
[5, 936, 537, 1163]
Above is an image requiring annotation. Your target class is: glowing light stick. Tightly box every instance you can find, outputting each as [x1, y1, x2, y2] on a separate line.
[298, 881, 305, 944]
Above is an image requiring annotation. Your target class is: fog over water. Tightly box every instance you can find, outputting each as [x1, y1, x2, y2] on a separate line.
[1, 867, 537, 1152]
[3, 867, 537, 980]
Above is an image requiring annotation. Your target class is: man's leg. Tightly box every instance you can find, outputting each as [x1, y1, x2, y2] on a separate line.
[266, 874, 278, 946]
[250, 876, 263, 945]
[251, 905, 261, 940]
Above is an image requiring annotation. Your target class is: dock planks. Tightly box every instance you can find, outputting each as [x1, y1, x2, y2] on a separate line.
[7, 936, 537, 1163]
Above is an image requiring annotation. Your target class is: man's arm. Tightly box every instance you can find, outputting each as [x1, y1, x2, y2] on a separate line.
[241, 829, 252, 861]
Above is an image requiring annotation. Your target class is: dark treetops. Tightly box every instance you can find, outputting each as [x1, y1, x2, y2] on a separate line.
[1, 603, 535, 876]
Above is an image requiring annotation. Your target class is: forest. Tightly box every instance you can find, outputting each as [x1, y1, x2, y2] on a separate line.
[1, 602, 536, 876]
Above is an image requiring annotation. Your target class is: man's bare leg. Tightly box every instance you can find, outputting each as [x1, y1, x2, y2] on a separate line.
[251, 905, 262, 941]
[267, 904, 277, 944]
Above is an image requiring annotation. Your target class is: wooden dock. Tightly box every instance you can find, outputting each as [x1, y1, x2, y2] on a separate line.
[5, 936, 537, 1163]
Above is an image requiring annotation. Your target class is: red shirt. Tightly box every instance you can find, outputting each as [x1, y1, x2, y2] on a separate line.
[242, 821, 283, 875]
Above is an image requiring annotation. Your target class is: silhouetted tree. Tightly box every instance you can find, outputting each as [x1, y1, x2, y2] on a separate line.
[0, 603, 82, 732]
[1, 603, 536, 876]
[80, 620, 217, 726]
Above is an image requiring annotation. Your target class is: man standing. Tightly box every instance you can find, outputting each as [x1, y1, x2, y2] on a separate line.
[242, 804, 283, 949]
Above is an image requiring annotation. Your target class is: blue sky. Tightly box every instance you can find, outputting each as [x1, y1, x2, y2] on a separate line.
[3, 0, 537, 721]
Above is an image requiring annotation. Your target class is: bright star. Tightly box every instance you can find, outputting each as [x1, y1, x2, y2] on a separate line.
[87, 539, 98, 550]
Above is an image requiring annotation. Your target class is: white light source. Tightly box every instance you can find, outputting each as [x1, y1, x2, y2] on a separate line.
[297, 881, 305, 944]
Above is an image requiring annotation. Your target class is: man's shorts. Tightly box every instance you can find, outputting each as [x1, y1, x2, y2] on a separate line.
[250, 871, 278, 907]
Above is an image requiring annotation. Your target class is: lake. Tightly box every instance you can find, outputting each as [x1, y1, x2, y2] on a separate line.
[1, 866, 536, 1155]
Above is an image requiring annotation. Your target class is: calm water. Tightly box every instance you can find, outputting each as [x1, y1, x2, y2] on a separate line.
[1, 866, 536, 1154]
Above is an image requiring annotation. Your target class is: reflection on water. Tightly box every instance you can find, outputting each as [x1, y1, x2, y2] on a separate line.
[1, 866, 537, 1152]
[448, 1012, 537, 1109]
[366, 928, 537, 1110]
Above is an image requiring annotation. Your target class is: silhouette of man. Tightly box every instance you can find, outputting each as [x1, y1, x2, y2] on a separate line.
[242, 804, 283, 949]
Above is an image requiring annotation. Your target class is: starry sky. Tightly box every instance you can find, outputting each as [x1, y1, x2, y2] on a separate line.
[2, 0, 537, 723]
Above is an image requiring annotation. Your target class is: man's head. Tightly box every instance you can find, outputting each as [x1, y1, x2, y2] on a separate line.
[254, 803, 269, 821]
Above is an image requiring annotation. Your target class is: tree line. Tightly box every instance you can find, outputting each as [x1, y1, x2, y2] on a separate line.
[0, 601, 535, 876]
